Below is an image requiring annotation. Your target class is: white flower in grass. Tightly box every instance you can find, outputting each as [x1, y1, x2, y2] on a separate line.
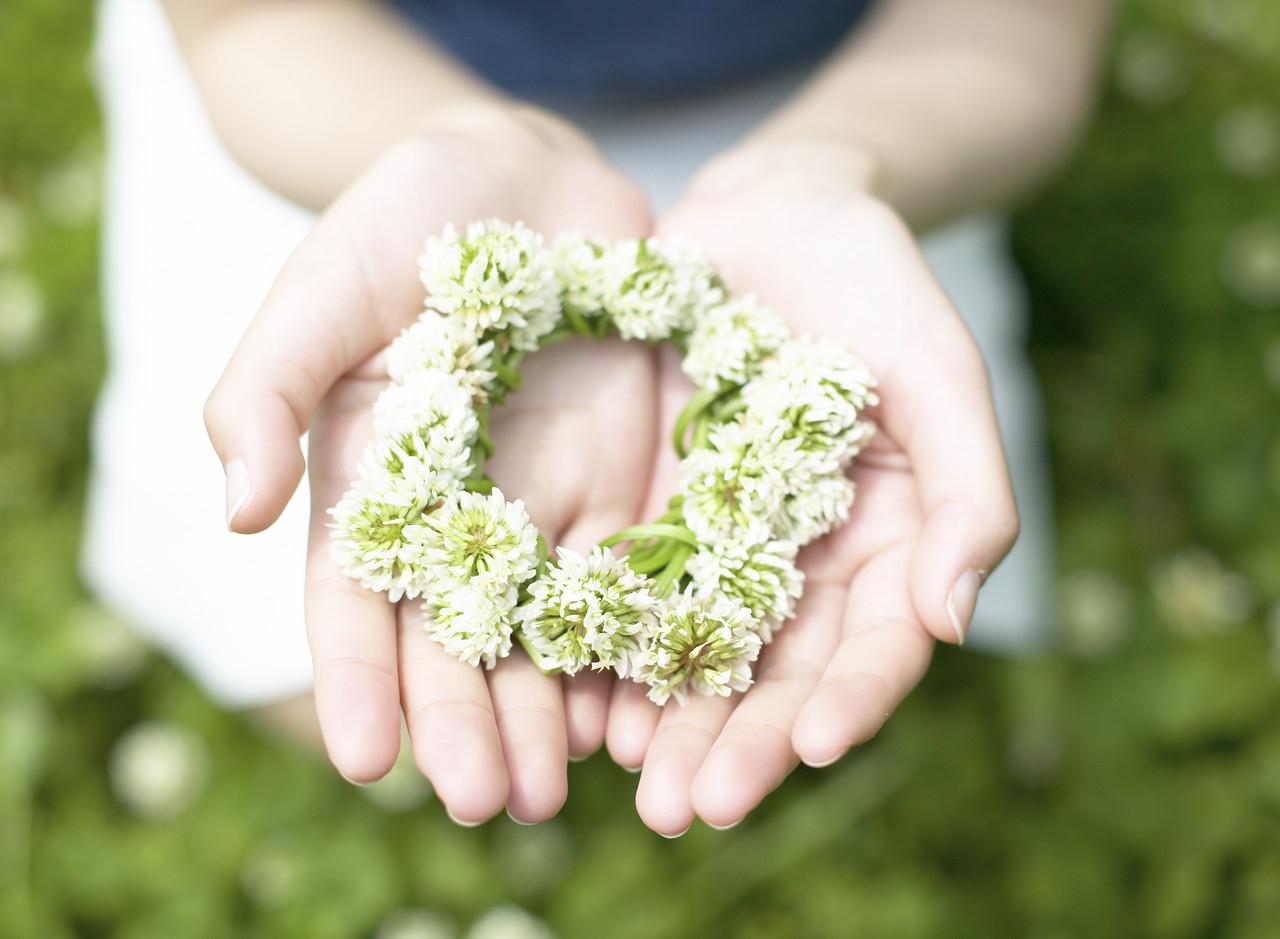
[386, 313, 497, 398]
[744, 338, 878, 472]
[423, 573, 518, 668]
[779, 470, 856, 546]
[408, 489, 540, 586]
[553, 232, 610, 320]
[679, 421, 791, 545]
[687, 538, 803, 641]
[517, 547, 658, 676]
[330, 479, 430, 601]
[602, 237, 723, 341]
[636, 592, 762, 706]
[419, 219, 561, 347]
[682, 294, 789, 389]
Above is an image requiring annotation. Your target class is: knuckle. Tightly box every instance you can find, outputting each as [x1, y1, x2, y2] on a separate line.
[202, 386, 233, 445]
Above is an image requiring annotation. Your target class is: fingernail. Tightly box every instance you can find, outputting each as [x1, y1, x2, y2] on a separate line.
[945, 569, 984, 645]
[568, 754, 589, 764]
[446, 808, 484, 828]
[706, 819, 740, 831]
[621, 764, 641, 775]
[659, 826, 690, 839]
[225, 457, 251, 530]
[339, 772, 373, 788]
[802, 750, 846, 769]
[505, 809, 535, 827]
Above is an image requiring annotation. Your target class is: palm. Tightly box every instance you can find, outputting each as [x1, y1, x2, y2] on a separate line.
[607, 187, 1017, 834]
[214, 130, 658, 823]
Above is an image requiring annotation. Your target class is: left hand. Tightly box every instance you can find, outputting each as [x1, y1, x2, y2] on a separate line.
[604, 146, 1021, 834]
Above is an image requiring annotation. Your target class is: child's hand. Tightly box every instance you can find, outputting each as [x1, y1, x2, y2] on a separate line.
[204, 104, 655, 824]
[609, 147, 1020, 834]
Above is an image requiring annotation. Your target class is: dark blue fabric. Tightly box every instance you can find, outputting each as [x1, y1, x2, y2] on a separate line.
[388, 0, 874, 100]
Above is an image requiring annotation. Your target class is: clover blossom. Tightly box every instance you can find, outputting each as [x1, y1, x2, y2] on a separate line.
[422, 573, 518, 668]
[679, 421, 793, 545]
[743, 338, 878, 472]
[779, 471, 857, 545]
[602, 238, 723, 341]
[419, 219, 560, 348]
[682, 294, 789, 390]
[407, 488, 540, 587]
[385, 313, 497, 400]
[635, 591, 762, 705]
[686, 538, 804, 641]
[552, 233, 611, 322]
[369, 368, 479, 487]
[329, 479, 428, 601]
[517, 547, 658, 676]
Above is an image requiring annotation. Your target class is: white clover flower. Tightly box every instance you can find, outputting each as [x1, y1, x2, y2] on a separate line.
[422, 573, 518, 668]
[679, 421, 791, 545]
[371, 367, 480, 483]
[386, 312, 497, 399]
[517, 547, 658, 676]
[419, 219, 561, 347]
[466, 905, 555, 939]
[635, 591, 762, 706]
[330, 479, 430, 601]
[743, 338, 878, 472]
[682, 294, 789, 390]
[553, 232, 610, 320]
[687, 538, 803, 641]
[779, 470, 856, 545]
[407, 489, 540, 587]
[602, 237, 724, 341]
[109, 722, 209, 821]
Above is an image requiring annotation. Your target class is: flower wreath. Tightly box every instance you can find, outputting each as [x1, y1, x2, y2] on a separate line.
[332, 221, 878, 706]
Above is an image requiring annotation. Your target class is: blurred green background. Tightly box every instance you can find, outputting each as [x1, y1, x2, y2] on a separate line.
[2, 1, 1279, 937]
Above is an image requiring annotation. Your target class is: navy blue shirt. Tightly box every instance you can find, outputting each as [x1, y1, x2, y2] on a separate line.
[388, 0, 875, 100]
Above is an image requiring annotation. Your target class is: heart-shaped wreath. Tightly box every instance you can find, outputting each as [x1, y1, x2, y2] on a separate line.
[332, 220, 878, 705]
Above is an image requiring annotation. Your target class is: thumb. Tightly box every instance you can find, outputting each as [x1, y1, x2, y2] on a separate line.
[205, 216, 387, 533]
[886, 319, 1020, 645]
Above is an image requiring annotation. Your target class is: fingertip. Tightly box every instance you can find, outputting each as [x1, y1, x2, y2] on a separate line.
[322, 716, 400, 785]
[212, 392, 308, 534]
[605, 683, 660, 770]
[507, 771, 567, 825]
[909, 504, 1012, 645]
[690, 741, 780, 828]
[563, 672, 609, 760]
[790, 676, 886, 767]
[636, 765, 696, 838]
[504, 736, 568, 824]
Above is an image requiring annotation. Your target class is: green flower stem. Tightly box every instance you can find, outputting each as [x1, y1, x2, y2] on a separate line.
[672, 386, 726, 458]
[651, 543, 694, 599]
[493, 359, 522, 391]
[537, 326, 575, 347]
[462, 474, 495, 494]
[517, 630, 564, 676]
[624, 539, 679, 575]
[561, 303, 594, 337]
[711, 393, 745, 422]
[600, 523, 699, 551]
[692, 416, 712, 450]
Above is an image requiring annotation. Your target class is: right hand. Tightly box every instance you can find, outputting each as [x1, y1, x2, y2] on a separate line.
[204, 104, 657, 823]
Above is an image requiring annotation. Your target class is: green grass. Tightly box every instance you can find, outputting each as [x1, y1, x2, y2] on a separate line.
[2, 1, 1279, 936]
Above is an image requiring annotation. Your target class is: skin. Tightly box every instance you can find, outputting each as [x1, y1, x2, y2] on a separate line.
[171, 0, 1113, 829]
